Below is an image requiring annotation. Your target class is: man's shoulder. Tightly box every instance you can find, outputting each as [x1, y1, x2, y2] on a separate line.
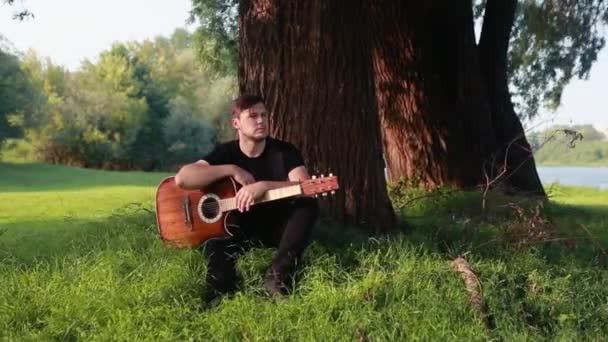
[203, 140, 238, 162]
[267, 137, 299, 152]
[214, 139, 239, 151]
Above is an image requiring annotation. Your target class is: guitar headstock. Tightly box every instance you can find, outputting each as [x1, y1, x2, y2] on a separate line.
[301, 173, 339, 198]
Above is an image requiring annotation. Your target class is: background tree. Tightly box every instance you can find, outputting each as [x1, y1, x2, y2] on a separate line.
[368, 0, 548, 196]
[504, 0, 608, 118]
[529, 124, 608, 166]
[189, 0, 239, 75]
[0, 48, 39, 149]
[192, 0, 607, 188]
[6, 29, 234, 170]
[239, 0, 398, 232]
[162, 96, 215, 167]
[368, 1, 493, 190]
[189, 0, 608, 229]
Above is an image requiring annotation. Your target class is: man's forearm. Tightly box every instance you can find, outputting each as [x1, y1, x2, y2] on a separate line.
[258, 180, 317, 198]
[175, 164, 235, 189]
[258, 181, 299, 192]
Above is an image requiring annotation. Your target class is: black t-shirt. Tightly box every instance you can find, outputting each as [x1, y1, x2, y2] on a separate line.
[202, 137, 305, 181]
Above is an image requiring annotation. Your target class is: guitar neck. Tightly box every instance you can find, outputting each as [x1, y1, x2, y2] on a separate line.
[219, 184, 303, 212]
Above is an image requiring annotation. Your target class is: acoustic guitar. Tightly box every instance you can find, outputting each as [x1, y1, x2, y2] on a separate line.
[155, 174, 339, 248]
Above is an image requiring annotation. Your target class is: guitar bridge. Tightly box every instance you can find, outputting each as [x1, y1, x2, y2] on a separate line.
[182, 194, 193, 230]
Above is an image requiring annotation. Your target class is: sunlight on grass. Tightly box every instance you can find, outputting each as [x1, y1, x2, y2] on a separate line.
[1, 162, 607, 340]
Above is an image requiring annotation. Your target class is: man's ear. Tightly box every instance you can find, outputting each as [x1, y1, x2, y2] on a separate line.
[231, 117, 239, 129]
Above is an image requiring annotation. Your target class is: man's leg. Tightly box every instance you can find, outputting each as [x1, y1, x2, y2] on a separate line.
[200, 236, 246, 304]
[263, 197, 319, 295]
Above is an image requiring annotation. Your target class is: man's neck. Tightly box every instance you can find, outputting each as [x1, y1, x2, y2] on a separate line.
[239, 136, 267, 158]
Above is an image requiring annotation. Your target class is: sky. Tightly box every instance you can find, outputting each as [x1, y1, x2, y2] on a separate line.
[531, 47, 608, 132]
[1, 0, 607, 131]
[0, 0, 196, 68]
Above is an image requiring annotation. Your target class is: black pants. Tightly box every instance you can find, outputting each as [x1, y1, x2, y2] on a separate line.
[201, 197, 319, 294]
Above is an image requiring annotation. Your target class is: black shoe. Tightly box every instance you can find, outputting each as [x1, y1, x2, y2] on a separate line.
[263, 270, 288, 298]
[200, 295, 222, 311]
[200, 289, 230, 311]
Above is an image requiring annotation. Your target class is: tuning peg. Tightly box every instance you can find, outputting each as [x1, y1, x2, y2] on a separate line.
[321, 174, 325, 178]
[315, 194, 319, 198]
[322, 192, 328, 197]
[312, 175, 317, 179]
[331, 191, 336, 195]
[329, 173, 333, 177]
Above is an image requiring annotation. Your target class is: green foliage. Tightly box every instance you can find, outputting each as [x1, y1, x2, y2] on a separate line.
[6, 29, 237, 170]
[0, 138, 35, 163]
[530, 125, 608, 166]
[1, 163, 607, 340]
[162, 96, 215, 168]
[191, 0, 608, 120]
[508, 0, 608, 118]
[27, 51, 149, 168]
[201, 75, 238, 142]
[474, 0, 608, 118]
[189, 0, 239, 75]
[0, 48, 39, 147]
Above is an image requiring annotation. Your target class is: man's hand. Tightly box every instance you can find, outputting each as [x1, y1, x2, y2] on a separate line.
[235, 181, 268, 212]
[232, 166, 255, 186]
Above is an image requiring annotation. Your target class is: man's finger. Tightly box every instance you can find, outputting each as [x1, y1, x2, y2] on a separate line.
[236, 191, 245, 212]
[242, 193, 249, 211]
[245, 195, 251, 211]
[241, 191, 249, 211]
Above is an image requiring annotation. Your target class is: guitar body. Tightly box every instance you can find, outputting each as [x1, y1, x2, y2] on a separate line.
[155, 176, 239, 248]
[155, 173, 339, 248]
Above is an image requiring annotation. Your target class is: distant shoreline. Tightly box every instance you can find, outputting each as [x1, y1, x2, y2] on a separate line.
[537, 164, 608, 168]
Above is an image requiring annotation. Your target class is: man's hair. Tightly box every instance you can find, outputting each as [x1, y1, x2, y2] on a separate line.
[231, 94, 265, 118]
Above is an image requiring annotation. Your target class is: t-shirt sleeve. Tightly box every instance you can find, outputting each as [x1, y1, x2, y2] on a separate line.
[201, 144, 229, 166]
[284, 143, 305, 173]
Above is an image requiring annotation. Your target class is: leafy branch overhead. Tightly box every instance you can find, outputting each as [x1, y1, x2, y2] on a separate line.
[192, 0, 608, 119]
[188, 0, 239, 75]
[507, 0, 608, 118]
[3, 0, 34, 20]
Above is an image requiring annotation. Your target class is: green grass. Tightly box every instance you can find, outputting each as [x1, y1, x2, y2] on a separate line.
[1, 162, 607, 340]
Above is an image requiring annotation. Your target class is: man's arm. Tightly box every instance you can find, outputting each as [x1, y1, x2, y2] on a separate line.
[174, 160, 255, 190]
[233, 166, 314, 212]
[251, 165, 311, 192]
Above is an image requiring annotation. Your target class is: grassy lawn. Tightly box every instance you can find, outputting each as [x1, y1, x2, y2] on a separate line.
[1, 162, 607, 340]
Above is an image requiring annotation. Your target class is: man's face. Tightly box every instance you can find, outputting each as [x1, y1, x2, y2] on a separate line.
[233, 102, 269, 141]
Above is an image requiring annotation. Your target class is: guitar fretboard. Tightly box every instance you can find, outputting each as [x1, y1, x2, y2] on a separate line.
[218, 185, 302, 212]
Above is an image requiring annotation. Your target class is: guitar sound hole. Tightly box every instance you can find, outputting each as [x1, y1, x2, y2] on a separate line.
[200, 197, 219, 219]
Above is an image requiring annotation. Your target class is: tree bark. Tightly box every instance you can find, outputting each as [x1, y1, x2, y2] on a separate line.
[369, 0, 494, 189]
[238, 0, 398, 232]
[370, 0, 545, 196]
[479, 0, 546, 196]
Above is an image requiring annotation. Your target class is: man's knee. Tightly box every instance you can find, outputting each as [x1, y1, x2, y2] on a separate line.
[201, 237, 241, 258]
[293, 197, 319, 218]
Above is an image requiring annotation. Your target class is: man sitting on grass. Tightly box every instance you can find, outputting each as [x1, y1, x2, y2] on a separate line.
[174, 94, 319, 307]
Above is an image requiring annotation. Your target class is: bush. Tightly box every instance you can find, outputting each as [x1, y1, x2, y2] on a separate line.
[162, 96, 215, 169]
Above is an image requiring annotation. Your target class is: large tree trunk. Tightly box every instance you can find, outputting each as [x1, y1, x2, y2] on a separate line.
[478, 0, 546, 196]
[370, 0, 545, 196]
[369, 0, 495, 189]
[238, 0, 398, 232]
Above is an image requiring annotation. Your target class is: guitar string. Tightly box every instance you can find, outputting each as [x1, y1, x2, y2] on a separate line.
[195, 185, 333, 211]
[197, 193, 326, 212]
[196, 189, 310, 210]
[197, 187, 332, 208]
